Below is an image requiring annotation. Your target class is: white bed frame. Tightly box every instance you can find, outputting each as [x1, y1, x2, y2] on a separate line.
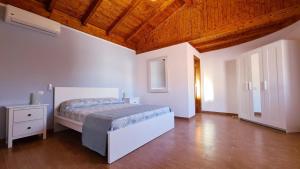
[54, 87, 174, 164]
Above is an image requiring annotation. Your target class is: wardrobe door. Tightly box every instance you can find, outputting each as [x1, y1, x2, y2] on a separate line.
[248, 49, 264, 123]
[262, 43, 283, 129]
[238, 55, 251, 120]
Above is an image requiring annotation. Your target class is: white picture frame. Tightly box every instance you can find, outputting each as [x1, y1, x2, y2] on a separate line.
[147, 56, 168, 93]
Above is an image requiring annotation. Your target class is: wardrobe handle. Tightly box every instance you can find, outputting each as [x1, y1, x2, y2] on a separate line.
[264, 80, 268, 91]
[248, 82, 253, 90]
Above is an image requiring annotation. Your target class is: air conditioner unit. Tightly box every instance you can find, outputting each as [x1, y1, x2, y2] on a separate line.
[4, 5, 61, 36]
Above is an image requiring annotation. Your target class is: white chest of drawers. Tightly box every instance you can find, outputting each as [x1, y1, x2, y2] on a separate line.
[6, 104, 47, 148]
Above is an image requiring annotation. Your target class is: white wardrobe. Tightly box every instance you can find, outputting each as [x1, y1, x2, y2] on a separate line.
[237, 40, 300, 132]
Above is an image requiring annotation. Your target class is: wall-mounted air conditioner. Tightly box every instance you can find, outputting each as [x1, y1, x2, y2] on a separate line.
[4, 5, 61, 36]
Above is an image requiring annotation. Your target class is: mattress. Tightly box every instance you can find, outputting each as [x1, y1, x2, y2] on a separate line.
[58, 103, 171, 131]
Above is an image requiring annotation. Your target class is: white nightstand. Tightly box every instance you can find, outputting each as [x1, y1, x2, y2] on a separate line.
[6, 104, 48, 148]
[123, 97, 140, 104]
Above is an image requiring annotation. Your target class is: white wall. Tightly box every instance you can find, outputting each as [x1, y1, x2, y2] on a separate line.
[200, 52, 239, 113]
[135, 43, 199, 118]
[0, 4, 136, 139]
[199, 21, 300, 114]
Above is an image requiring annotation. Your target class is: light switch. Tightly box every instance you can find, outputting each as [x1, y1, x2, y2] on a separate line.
[48, 84, 53, 91]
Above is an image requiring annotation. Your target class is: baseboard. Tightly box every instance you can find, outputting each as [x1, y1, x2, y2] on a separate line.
[175, 113, 196, 120]
[239, 118, 286, 132]
[175, 116, 193, 120]
[201, 111, 238, 117]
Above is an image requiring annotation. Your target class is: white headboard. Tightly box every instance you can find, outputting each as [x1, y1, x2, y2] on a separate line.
[54, 87, 119, 115]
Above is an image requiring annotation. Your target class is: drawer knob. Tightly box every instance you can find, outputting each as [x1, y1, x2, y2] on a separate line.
[27, 127, 31, 130]
[27, 114, 31, 117]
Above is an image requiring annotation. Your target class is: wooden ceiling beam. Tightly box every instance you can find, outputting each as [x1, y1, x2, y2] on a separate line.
[47, 0, 57, 12]
[136, 4, 300, 53]
[2, 0, 135, 50]
[126, 0, 183, 42]
[107, 0, 142, 35]
[191, 5, 300, 47]
[81, 0, 103, 25]
[195, 18, 297, 52]
[136, 38, 190, 54]
[3, 0, 300, 54]
[1, 0, 50, 17]
[147, 1, 186, 34]
[184, 0, 193, 6]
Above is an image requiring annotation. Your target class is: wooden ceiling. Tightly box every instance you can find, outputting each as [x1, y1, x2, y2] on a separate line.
[1, 0, 300, 53]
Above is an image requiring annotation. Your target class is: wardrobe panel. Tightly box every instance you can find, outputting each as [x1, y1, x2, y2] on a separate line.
[262, 43, 282, 128]
[238, 55, 251, 120]
[280, 40, 300, 132]
[248, 49, 264, 123]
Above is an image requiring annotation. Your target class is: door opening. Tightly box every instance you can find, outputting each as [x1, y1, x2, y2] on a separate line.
[194, 56, 201, 113]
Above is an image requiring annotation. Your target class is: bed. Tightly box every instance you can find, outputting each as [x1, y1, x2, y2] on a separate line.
[53, 87, 174, 164]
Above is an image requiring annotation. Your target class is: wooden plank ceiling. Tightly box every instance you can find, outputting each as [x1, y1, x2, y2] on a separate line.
[1, 0, 300, 53]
